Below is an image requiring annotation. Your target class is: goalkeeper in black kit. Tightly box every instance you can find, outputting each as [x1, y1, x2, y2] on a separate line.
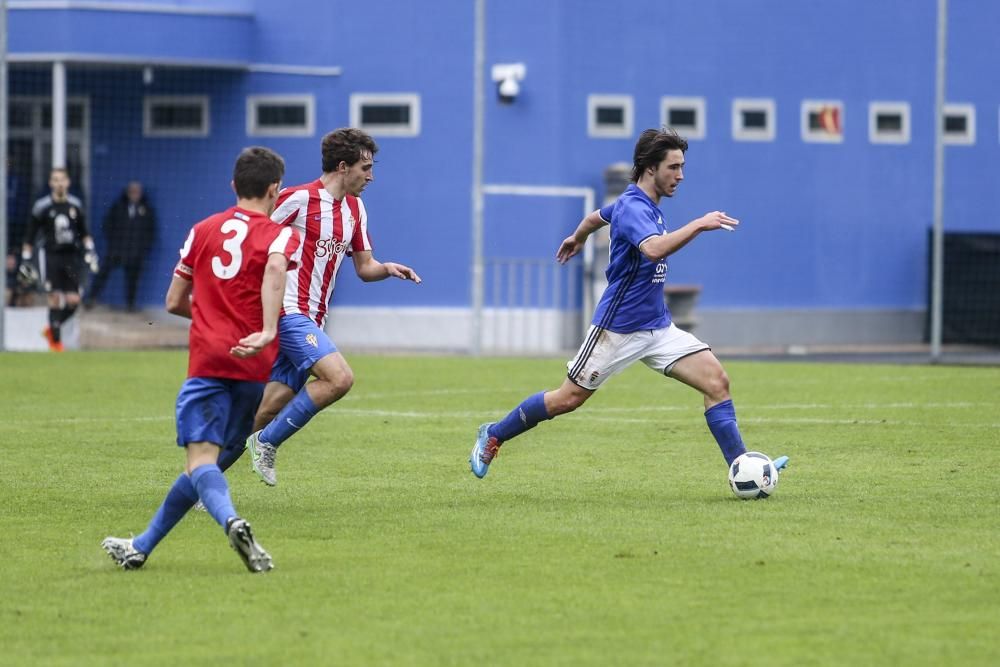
[20, 168, 99, 352]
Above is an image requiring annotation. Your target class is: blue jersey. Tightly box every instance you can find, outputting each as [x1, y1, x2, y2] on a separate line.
[591, 185, 671, 333]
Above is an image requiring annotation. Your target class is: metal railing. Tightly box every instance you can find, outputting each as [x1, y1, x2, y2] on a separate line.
[482, 256, 583, 353]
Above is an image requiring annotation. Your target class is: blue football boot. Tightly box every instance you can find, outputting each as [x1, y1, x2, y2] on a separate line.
[470, 423, 502, 479]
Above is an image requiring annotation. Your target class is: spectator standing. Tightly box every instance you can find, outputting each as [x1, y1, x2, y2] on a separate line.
[87, 180, 156, 311]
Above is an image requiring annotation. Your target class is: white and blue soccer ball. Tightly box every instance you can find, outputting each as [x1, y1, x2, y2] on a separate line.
[728, 452, 779, 499]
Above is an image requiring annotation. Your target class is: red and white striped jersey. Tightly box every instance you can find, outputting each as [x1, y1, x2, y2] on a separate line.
[271, 179, 373, 327]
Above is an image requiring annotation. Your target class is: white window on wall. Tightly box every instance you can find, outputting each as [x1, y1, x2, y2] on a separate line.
[869, 102, 910, 145]
[587, 95, 633, 138]
[942, 103, 975, 145]
[801, 100, 844, 143]
[143, 95, 209, 137]
[661, 96, 705, 140]
[732, 98, 775, 142]
[247, 95, 315, 137]
[350, 93, 421, 137]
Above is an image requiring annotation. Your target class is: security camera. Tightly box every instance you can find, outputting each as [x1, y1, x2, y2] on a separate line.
[491, 63, 526, 104]
[497, 76, 520, 102]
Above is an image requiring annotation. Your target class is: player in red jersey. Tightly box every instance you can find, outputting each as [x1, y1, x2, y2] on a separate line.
[245, 128, 421, 486]
[102, 147, 301, 572]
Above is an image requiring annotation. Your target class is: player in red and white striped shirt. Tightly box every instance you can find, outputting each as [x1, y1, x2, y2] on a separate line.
[245, 128, 421, 486]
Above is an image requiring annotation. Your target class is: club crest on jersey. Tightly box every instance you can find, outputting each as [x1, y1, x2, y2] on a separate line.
[305, 334, 319, 348]
[315, 237, 348, 259]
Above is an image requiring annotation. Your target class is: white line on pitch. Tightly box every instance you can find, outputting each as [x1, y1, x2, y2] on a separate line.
[26, 406, 999, 429]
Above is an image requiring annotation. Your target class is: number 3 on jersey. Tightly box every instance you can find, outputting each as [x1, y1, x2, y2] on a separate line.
[211, 219, 249, 279]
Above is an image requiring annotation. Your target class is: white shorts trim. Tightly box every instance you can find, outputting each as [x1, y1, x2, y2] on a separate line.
[566, 324, 710, 390]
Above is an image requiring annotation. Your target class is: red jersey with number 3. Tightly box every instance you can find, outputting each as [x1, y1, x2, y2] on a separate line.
[174, 206, 301, 381]
[270, 180, 373, 327]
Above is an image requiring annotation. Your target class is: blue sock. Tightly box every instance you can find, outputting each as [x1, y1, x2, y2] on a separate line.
[705, 399, 747, 466]
[260, 388, 320, 448]
[489, 392, 551, 442]
[189, 464, 238, 531]
[132, 473, 198, 555]
[216, 445, 244, 473]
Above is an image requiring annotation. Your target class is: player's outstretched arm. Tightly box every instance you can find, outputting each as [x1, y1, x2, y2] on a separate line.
[352, 250, 422, 284]
[556, 209, 609, 264]
[638, 211, 739, 262]
[232, 253, 287, 358]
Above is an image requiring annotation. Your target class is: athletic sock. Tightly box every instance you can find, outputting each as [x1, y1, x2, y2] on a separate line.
[60, 304, 77, 324]
[132, 473, 198, 555]
[489, 391, 551, 442]
[705, 399, 747, 466]
[260, 389, 320, 448]
[189, 464, 238, 531]
[48, 309, 62, 342]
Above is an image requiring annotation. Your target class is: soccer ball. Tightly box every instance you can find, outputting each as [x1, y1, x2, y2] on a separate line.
[728, 452, 778, 499]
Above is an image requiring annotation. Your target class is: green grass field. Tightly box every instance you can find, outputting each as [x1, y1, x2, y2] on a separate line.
[1, 351, 998, 666]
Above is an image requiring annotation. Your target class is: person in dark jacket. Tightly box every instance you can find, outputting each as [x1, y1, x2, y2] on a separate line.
[87, 181, 156, 311]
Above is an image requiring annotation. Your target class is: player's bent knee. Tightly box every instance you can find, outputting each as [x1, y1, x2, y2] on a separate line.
[549, 390, 590, 416]
[704, 371, 731, 402]
[311, 376, 353, 408]
[184, 441, 221, 473]
[327, 368, 354, 398]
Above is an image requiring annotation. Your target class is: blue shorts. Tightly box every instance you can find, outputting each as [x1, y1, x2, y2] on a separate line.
[175, 377, 265, 450]
[269, 313, 338, 392]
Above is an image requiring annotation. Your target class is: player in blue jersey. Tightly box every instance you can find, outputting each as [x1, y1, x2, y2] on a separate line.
[470, 128, 788, 479]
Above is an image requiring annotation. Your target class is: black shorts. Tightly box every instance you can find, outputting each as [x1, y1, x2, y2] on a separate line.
[44, 252, 83, 293]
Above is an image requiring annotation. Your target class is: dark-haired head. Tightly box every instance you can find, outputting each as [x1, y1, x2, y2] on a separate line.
[322, 128, 379, 173]
[631, 128, 688, 182]
[233, 146, 285, 199]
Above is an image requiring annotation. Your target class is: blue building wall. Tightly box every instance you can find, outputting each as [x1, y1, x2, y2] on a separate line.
[485, 0, 943, 310]
[6, 0, 999, 316]
[942, 1, 1000, 237]
[9, 5, 254, 63]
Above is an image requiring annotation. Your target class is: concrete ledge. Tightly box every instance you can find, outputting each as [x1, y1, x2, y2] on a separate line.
[3, 306, 79, 351]
[695, 308, 926, 348]
[79, 307, 190, 349]
[4, 305, 934, 354]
